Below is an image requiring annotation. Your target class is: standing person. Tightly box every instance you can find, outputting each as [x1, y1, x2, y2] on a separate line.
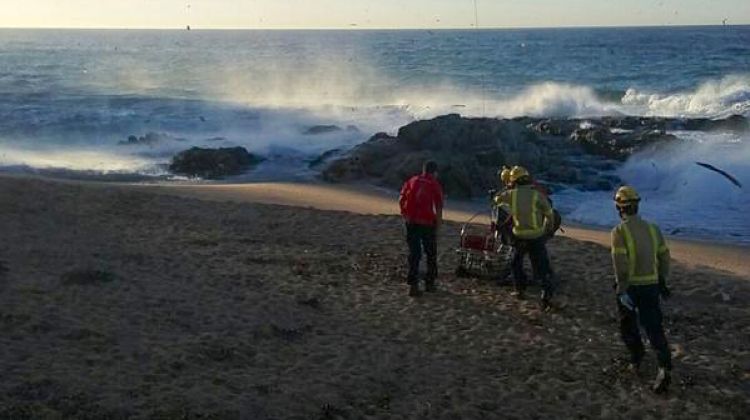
[493, 166, 555, 308]
[611, 186, 673, 394]
[399, 161, 444, 297]
[495, 166, 514, 245]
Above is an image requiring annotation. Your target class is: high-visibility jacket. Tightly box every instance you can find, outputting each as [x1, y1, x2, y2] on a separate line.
[611, 215, 670, 292]
[493, 185, 554, 240]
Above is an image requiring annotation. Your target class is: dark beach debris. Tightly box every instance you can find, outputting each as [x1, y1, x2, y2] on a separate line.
[62, 328, 107, 342]
[291, 259, 312, 276]
[319, 403, 348, 420]
[199, 342, 235, 362]
[297, 296, 322, 309]
[271, 324, 310, 341]
[695, 162, 743, 189]
[0, 260, 8, 274]
[61, 269, 116, 286]
[254, 323, 312, 341]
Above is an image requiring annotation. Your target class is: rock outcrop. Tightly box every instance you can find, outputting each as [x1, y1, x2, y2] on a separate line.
[323, 115, 603, 198]
[569, 127, 677, 160]
[321, 114, 746, 198]
[169, 147, 262, 179]
[119, 132, 185, 146]
[304, 125, 343, 135]
[303, 125, 360, 135]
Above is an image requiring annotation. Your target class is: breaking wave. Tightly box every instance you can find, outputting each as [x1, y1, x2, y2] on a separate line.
[555, 130, 750, 243]
[359, 75, 750, 120]
[621, 74, 750, 118]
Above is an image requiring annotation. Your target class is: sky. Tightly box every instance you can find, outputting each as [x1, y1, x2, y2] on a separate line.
[1, 0, 748, 29]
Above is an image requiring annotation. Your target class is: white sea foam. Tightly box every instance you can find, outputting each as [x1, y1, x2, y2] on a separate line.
[555, 131, 750, 243]
[621, 74, 750, 118]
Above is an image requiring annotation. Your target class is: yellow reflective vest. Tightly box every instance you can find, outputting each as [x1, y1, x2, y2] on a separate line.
[611, 215, 670, 292]
[493, 185, 554, 240]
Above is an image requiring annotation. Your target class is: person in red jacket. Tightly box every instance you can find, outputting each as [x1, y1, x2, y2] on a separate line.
[399, 161, 444, 297]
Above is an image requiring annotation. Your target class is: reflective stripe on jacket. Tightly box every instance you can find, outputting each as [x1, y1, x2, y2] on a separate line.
[611, 215, 670, 290]
[493, 185, 554, 240]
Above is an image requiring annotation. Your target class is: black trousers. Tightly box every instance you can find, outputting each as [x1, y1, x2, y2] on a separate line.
[511, 237, 552, 293]
[406, 223, 437, 285]
[617, 284, 672, 369]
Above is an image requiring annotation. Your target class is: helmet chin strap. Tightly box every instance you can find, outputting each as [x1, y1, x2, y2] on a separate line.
[617, 203, 638, 219]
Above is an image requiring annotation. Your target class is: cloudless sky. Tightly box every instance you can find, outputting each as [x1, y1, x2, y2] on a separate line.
[1, 0, 748, 29]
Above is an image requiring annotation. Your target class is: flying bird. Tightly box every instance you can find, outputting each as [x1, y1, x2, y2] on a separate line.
[695, 162, 742, 189]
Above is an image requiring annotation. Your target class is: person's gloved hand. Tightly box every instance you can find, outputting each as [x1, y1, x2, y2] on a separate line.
[618, 293, 635, 311]
[658, 276, 671, 300]
[659, 284, 671, 300]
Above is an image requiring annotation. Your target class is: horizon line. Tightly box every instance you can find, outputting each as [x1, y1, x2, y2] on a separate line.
[1, 23, 748, 31]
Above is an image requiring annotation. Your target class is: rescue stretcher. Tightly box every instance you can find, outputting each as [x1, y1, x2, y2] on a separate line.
[454, 205, 514, 280]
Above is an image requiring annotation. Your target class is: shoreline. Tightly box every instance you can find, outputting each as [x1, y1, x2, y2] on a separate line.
[129, 179, 749, 278]
[2, 173, 747, 277]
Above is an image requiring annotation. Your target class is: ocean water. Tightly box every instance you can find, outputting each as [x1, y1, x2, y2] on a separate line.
[0, 27, 749, 243]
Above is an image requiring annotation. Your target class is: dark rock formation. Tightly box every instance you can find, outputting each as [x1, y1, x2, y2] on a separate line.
[320, 114, 746, 197]
[304, 125, 343, 135]
[119, 132, 185, 146]
[569, 127, 677, 160]
[308, 148, 344, 169]
[323, 115, 572, 198]
[169, 147, 262, 179]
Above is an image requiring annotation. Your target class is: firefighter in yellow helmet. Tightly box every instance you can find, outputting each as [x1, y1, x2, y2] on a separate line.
[493, 166, 556, 308]
[498, 166, 512, 189]
[493, 166, 515, 244]
[611, 186, 672, 394]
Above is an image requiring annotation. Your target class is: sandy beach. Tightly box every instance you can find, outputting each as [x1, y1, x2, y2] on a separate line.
[142, 181, 750, 278]
[1, 176, 749, 419]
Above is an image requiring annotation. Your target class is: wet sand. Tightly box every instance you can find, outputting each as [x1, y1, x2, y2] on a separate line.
[1, 176, 748, 418]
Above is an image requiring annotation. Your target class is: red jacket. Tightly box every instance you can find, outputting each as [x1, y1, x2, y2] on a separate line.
[399, 173, 444, 226]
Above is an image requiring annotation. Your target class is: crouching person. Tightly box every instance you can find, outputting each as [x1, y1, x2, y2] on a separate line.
[399, 161, 444, 297]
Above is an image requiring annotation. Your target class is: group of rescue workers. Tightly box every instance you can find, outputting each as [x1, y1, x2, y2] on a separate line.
[399, 160, 673, 394]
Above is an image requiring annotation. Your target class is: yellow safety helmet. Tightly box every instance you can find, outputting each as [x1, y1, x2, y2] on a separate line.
[509, 166, 530, 183]
[499, 166, 512, 185]
[614, 186, 641, 207]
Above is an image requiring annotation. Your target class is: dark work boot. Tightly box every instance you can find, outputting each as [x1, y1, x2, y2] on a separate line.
[425, 280, 437, 293]
[628, 352, 643, 376]
[408, 283, 422, 297]
[652, 367, 671, 394]
[627, 359, 642, 377]
[540, 289, 552, 310]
